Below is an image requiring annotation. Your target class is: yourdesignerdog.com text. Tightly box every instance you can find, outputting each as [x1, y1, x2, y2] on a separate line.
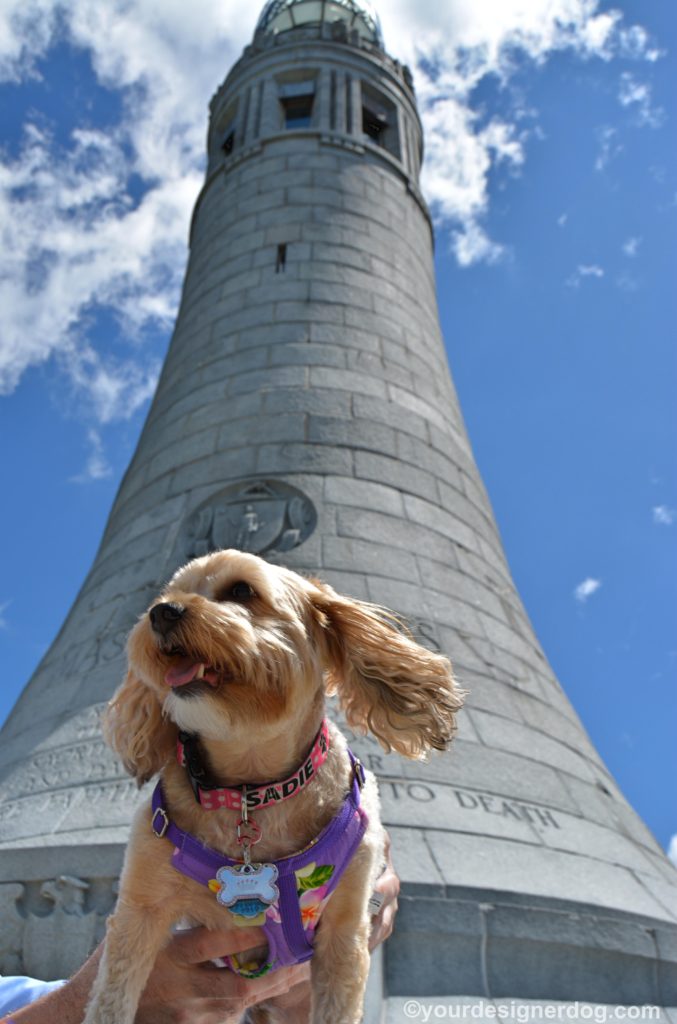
[399, 1000, 664, 1023]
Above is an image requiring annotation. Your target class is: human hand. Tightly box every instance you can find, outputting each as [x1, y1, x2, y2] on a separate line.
[0, 928, 308, 1024]
[368, 830, 400, 952]
[136, 926, 310, 1023]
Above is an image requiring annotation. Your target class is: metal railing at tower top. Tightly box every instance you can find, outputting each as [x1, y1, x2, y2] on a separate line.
[255, 0, 384, 48]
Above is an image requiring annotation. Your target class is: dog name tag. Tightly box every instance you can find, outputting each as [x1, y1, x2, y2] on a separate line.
[215, 863, 279, 909]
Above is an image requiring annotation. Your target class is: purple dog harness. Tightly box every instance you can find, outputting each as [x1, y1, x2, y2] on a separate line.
[151, 750, 368, 978]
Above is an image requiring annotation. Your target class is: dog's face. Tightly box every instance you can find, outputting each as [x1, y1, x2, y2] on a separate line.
[104, 549, 465, 783]
[127, 550, 323, 741]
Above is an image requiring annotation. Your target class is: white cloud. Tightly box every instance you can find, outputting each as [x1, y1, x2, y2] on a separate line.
[566, 264, 605, 288]
[618, 71, 664, 128]
[0, 1, 58, 82]
[579, 265, 605, 278]
[380, 0, 657, 261]
[0, 0, 662, 411]
[622, 237, 641, 258]
[0, 0, 251, 418]
[453, 220, 508, 269]
[668, 835, 677, 868]
[653, 506, 676, 527]
[594, 125, 623, 172]
[616, 271, 640, 294]
[0, 600, 9, 629]
[415, 95, 524, 264]
[557, 213, 568, 228]
[70, 429, 113, 484]
[381, 0, 626, 72]
[575, 578, 602, 603]
[59, 344, 159, 424]
[617, 25, 663, 64]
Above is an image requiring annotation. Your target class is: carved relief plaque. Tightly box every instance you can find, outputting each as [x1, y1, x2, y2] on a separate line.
[180, 480, 317, 560]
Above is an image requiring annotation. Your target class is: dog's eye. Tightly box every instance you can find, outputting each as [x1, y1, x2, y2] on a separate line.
[221, 581, 256, 602]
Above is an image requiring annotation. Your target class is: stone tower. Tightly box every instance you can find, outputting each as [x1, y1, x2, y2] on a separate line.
[1, 0, 676, 1008]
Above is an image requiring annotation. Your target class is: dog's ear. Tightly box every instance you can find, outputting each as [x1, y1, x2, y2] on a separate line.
[102, 671, 175, 786]
[309, 581, 464, 760]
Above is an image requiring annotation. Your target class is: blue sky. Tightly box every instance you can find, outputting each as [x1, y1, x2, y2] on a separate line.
[0, 0, 675, 857]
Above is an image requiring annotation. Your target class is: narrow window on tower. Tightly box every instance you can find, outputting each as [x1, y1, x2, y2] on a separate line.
[276, 244, 287, 273]
[282, 94, 314, 128]
[277, 74, 317, 130]
[241, 87, 251, 142]
[361, 84, 400, 160]
[330, 70, 337, 132]
[254, 80, 264, 139]
[212, 100, 238, 164]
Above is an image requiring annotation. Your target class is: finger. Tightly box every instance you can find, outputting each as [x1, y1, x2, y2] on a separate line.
[369, 886, 399, 951]
[188, 963, 310, 1014]
[168, 925, 267, 965]
[172, 996, 245, 1024]
[238, 963, 311, 1008]
[374, 866, 400, 902]
[371, 901, 398, 948]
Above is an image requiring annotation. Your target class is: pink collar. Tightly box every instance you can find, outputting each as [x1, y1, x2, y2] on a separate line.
[177, 719, 330, 812]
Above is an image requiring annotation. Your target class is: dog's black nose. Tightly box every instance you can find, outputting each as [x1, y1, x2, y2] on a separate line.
[149, 602, 185, 637]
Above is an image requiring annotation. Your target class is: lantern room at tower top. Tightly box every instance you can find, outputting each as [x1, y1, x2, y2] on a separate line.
[205, 0, 423, 201]
[255, 0, 384, 48]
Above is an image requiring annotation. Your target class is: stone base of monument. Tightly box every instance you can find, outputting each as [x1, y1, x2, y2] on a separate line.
[387, 887, 677, 1005]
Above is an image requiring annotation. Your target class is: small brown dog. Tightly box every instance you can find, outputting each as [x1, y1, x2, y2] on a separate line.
[83, 549, 462, 1024]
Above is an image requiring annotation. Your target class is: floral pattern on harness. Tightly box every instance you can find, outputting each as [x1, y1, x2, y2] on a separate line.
[295, 863, 335, 936]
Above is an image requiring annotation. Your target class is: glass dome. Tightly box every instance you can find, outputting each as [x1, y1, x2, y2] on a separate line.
[255, 0, 384, 48]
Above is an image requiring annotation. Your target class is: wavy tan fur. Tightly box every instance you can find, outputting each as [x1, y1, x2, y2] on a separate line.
[307, 580, 464, 759]
[103, 670, 175, 785]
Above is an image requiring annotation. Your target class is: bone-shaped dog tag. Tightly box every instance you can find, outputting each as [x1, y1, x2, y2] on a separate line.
[215, 863, 279, 908]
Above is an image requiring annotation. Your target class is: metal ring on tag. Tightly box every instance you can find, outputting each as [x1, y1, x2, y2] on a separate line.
[236, 818, 262, 845]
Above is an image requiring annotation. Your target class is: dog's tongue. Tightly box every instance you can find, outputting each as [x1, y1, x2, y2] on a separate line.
[165, 658, 201, 688]
[165, 659, 219, 688]
[164, 655, 199, 688]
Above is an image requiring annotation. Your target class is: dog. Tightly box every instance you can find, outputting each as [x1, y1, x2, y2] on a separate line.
[83, 549, 463, 1024]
